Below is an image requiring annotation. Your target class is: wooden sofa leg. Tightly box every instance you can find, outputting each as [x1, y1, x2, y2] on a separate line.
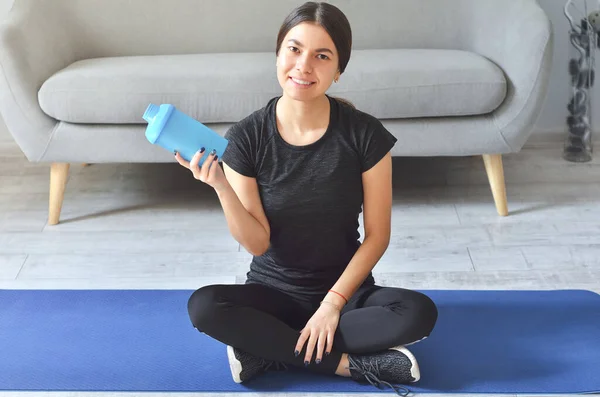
[482, 154, 508, 216]
[48, 163, 70, 225]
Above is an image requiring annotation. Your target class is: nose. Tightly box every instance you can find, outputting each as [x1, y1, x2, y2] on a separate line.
[295, 53, 313, 74]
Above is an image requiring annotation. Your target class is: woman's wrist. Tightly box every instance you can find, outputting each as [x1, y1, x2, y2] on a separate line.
[214, 179, 233, 197]
[323, 291, 347, 309]
[320, 300, 342, 311]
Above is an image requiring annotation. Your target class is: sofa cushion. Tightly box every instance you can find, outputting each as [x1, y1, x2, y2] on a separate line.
[38, 49, 506, 124]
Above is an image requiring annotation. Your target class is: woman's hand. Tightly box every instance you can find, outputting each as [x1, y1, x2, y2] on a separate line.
[295, 301, 341, 365]
[175, 149, 229, 193]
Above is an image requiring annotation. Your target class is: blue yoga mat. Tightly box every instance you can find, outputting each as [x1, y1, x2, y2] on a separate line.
[1, 289, 599, 394]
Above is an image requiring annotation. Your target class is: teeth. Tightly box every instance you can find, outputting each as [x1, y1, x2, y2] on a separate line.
[291, 77, 312, 85]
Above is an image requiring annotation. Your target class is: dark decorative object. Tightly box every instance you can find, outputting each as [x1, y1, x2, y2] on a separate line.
[563, 1, 600, 162]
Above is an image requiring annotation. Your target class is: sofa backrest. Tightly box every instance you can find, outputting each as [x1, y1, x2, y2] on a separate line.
[13, 0, 526, 57]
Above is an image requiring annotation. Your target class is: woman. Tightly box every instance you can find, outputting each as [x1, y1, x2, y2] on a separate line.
[176, 2, 438, 395]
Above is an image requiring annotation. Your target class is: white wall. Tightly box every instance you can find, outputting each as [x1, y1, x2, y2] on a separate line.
[0, 0, 595, 138]
[0, 0, 12, 20]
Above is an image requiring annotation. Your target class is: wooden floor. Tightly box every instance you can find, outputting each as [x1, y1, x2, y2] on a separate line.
[1, 119, 600, 397]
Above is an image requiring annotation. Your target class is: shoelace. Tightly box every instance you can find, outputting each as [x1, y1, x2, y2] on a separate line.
[347, 355, 410, 397]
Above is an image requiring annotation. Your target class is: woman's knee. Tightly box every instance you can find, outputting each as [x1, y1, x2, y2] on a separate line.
[187, 285, 224, 331]
[388, 289, 438, 339]
[410, 291, 438, 336]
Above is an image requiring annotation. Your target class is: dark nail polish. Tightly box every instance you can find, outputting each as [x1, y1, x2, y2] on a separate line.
[304, 361, 309, 366]
[199, 147, 205, 153]
[213, 155, 218, 161]
[316, 359, 321, 364]
[210, 149, 217, 155]
[294, 350, 299, 357]
[173, 150, 177, 155]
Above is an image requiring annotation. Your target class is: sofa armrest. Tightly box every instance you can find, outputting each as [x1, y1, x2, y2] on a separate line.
[0, 1, 81, 161]
[467, 0, 553, 152]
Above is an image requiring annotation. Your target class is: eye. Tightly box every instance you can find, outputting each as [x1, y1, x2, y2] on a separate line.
[317, 54, 330, 60]
[288, 46, 299, 52]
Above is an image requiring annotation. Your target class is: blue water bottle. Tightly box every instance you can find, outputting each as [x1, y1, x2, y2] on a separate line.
[143, 104, 228, 166]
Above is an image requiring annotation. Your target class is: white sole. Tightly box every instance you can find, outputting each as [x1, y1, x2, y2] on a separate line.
[227, 345, 243, 384]
[390, 345, 421, 382]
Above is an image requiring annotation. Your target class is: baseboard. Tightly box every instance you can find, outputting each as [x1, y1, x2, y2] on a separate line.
[526, 129, 600, 147]
[528, 129, 563, 142]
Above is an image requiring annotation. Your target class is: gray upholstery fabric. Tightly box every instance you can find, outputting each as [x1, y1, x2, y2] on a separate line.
[0, 0, 553, 162]
[42, 115, 512, 163]
[38, 49, 506, 124]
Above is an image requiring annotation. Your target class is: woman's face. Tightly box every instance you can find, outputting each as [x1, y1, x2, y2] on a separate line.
[276, 22, 340, 102]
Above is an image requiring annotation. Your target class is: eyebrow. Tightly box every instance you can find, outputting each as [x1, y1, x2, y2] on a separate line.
[287, 39, 334, 55]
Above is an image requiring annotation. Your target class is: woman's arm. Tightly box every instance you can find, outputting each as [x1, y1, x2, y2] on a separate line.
[219, 162, 271, 256]
[323, 152, 393, 307]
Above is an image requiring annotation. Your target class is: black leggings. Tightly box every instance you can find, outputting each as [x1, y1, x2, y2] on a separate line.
[187, 282, 438, 375]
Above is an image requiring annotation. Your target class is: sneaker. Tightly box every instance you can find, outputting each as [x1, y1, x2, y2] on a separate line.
[226, 345, 287, 383]
[347, 345, 420, 396]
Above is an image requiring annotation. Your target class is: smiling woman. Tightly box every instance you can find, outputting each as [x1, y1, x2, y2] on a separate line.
[274, 1, 351, 102]
[182, 2, 438, 396]
[273, 3, 356, 111]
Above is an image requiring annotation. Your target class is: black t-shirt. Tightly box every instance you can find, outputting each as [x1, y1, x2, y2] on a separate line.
[221, 95, 397, 300]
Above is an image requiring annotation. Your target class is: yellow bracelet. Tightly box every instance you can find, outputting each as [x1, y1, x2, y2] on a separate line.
[320, 300, 342, 311]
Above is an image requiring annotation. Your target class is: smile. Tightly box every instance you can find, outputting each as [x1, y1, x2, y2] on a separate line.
[289, 77, 315, 86]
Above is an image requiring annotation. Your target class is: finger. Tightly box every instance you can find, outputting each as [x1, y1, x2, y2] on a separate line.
[190, 148, 206, 175]
[174, 152, 190, 169]
[294, 329, 310, 359]
[315, 331, 327, 364]
[326, 329, 335, 357]
[206, 151, 221, 181]
[304, 330, 318, 365]
[199, 149, 216, 180]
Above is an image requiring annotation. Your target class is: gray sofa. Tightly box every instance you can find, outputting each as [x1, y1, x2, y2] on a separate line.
[0, 0, 553, 224]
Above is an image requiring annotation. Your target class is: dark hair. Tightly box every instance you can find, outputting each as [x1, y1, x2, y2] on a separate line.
[276, 2, 352, 74]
